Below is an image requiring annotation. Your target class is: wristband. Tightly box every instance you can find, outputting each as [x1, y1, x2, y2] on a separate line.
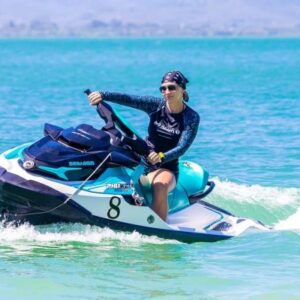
[158, 152, 165, 160]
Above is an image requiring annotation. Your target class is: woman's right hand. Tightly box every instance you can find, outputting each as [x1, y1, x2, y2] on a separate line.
[147, 151, 162, 165]
[88, 91, 102, 105]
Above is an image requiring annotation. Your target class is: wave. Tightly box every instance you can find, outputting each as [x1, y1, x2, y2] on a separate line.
[274, 208, 300, 230]
[0, 222, 176, 247]
[207, 177, 300, 227]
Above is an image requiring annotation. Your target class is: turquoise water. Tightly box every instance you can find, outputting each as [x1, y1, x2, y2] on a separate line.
[0, 38, 300, 299]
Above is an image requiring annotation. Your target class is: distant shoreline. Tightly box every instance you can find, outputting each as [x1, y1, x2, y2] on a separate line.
[1, 0, 299, 40]
[0, 35, 300, 39]
[1, 21, 299, 38]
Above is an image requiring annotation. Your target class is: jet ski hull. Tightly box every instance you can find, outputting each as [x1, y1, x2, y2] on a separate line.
[0, 166, 91, 225]
[0, 166, 232, 243]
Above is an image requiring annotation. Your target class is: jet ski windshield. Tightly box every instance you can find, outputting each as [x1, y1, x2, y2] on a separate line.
[57, 124, 112, 152]
[19, 99, 148, 181]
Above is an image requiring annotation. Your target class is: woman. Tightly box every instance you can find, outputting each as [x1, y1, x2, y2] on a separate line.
[87, 71, 200, 221]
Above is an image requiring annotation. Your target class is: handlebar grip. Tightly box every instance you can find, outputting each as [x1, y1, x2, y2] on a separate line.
[84, 89, 92, 96]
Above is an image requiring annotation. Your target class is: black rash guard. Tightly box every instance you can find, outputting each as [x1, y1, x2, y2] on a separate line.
[101, 91, 200, 176]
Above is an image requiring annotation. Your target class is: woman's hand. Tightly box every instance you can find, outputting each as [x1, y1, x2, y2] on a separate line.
[147, 151, 162, 165]
[88, 91, 102, 105]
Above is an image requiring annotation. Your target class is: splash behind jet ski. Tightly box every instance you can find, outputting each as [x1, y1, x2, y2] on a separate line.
[0, 92, 266, 243]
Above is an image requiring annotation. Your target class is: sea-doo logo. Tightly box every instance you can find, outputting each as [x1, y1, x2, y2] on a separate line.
[69, 161, 95, 167]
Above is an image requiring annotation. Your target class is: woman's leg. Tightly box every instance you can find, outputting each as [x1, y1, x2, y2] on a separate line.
[146, 169, 176, 221]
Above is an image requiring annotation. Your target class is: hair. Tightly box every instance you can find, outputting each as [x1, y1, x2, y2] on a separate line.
[183, 90, 189, 102]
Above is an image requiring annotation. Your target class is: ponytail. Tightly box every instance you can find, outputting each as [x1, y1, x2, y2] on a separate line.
[183, 91, 189, 102]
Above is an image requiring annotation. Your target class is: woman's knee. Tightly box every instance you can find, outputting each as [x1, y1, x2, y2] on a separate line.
[152, 180, 170, 191]
[152, 173, 176, 192]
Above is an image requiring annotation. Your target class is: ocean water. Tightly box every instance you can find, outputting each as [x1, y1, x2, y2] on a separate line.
[0, 38, 299, 299]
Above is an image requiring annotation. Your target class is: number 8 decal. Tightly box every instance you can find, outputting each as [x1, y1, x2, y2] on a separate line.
[107, 196, 121, 219]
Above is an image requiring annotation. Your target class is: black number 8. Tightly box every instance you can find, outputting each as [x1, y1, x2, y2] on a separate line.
[107, 197, 121, 219]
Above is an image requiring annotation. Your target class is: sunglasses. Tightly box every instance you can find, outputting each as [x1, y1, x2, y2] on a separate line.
[159, 84, 177, 92]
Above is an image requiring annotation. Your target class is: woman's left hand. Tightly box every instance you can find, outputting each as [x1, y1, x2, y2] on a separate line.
[87, 91, 102, 106]
[147, 151, 162, 165]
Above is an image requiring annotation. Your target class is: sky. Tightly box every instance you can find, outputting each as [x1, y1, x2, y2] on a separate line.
[0, 0, 299, 36]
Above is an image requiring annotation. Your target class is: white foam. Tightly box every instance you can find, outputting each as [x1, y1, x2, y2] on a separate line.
[0, 222, 177, 245]
[210, 177, 300, 207]
[274, 208, 300, 231]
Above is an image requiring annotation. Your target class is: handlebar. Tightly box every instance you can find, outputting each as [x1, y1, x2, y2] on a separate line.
[84, 89, 150, 157]
[84, 89, 92, 96]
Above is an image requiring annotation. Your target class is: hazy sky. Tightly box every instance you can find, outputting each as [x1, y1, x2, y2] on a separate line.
[0, 0, 299, 36]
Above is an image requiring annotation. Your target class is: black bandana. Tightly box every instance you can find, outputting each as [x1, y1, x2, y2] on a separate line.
[161, 71, 189, 89]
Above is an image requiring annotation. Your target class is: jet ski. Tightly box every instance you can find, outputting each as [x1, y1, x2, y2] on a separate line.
[0, 92, 267, 243]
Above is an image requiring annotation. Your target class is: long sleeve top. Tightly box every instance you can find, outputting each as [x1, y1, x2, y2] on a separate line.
[101, 92, 200, 163]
